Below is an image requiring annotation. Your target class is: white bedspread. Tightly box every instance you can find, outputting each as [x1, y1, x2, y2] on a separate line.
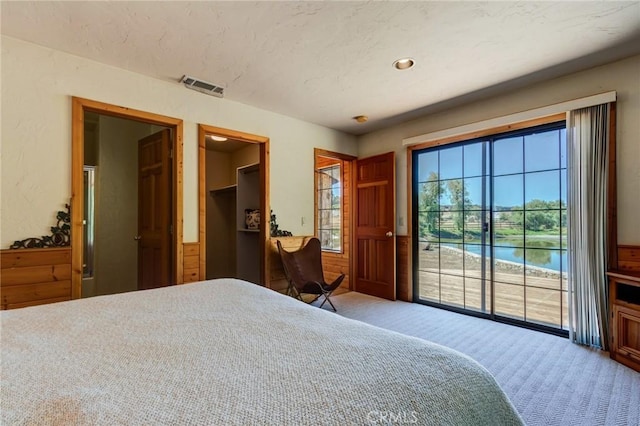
[1, 279, 523, 425]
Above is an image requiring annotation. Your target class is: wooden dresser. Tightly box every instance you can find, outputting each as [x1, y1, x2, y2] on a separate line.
[607, 270, 640, 372]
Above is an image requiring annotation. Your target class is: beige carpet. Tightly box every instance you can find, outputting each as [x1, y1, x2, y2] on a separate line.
[330, 292, 639, 426]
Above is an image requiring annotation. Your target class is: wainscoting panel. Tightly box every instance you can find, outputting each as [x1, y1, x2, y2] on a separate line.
[396, 236, 410, 301]
[321, 252, 350, 290]
[618, 245, 640, 272]
[1, 247, 72, 309]
[183, 242, 201, 283]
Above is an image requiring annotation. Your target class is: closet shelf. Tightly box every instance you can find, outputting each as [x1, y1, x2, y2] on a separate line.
[210, 184, 237, 195]
[238, 163, 259, 174]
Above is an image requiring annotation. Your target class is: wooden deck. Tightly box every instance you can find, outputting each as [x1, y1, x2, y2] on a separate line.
[417, 268, 568, 330]
[415, 245, 569, 330]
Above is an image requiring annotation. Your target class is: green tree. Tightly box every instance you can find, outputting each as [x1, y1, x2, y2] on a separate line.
[418, 173, 442, 239]
[446, 179, 471, 232]
[510, 199, 561, 231]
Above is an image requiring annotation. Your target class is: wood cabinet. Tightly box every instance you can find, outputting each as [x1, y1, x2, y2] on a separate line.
[608, 270, 640, 372]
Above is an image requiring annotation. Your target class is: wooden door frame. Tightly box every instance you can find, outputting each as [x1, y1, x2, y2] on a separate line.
[313, 148, 357, 290]
[71, 97, 184, 299]
[198, 124, 270, 286]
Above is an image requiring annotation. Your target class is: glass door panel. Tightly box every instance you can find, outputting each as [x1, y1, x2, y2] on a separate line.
[415, 140, 491, 314]
[414, 122, 568, 333]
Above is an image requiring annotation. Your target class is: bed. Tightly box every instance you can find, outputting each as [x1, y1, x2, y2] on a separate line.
[1, 278, 523, 425]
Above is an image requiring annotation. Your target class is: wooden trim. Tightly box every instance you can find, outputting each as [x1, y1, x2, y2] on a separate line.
[198, 124, 270, 287]
[314, 148, 357, 162]
[75, 98, 183, 127]
[1, 247, 71, 268]
[349, 156, 356, 291]
[174, 122, 184, 284]
[406, 113, 566, 152]
[406, 147, 414, 301]
[71, 98, 84, 299]
[396, 235, 410, 301]
[607, 102, 618, 270]
[262, 138, 271, 287]
[71, 97, 184, 298]
[198, 125, 207, 281]
[618, 245, 640, 272]
[6, 296, 71, 310]
[1, 264, 71, 286]
[314, 148, 357, 290]
[183, 242, 201, 283]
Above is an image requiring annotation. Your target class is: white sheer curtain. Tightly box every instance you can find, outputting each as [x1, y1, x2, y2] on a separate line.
[567, 103, 610, 349]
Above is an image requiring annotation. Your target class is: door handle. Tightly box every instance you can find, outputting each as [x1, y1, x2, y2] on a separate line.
[386, 231, 393, 237]
[134, 235, 142, 241]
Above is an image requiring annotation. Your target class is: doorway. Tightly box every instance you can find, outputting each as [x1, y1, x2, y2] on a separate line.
[71, 97, 184, 299]
[198, 124, 270, 285]
[82, 112, 170, 297]
[412, 121, 568, 334]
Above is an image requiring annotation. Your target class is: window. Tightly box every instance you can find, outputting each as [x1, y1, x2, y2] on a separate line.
[316, 159, 342, 252]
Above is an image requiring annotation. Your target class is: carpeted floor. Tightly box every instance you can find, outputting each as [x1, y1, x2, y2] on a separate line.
[330, 291, 640, 426]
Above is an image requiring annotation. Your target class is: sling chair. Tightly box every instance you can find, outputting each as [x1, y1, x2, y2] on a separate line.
[276, 237, 345, 312]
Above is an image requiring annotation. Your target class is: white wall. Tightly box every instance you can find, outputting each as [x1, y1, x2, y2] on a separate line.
[0, 36, 358, 247]
[357, 55, 640, 244]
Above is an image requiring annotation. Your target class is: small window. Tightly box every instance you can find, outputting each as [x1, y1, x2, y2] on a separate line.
[316, 159, 342, 252]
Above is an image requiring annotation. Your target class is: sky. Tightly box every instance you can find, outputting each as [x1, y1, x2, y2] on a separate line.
[417, 128, 566, 210]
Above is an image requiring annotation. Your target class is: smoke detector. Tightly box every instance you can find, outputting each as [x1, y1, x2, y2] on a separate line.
[180, 75, 224, 98]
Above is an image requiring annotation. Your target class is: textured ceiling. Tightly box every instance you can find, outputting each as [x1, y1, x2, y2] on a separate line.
[2, 1, 639, 135]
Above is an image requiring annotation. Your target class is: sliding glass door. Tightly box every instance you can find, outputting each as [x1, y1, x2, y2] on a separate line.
[415, 141, 491, 313]
[413, 123, 568, 333]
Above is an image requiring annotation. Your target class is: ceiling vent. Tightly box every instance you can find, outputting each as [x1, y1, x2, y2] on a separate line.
[180, 75, 224, 98]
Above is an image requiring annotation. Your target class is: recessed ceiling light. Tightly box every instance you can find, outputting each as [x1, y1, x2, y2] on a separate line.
[393, 58, 415, 70]
[209, 135, 228, 142]
[353, 115, 368, 123]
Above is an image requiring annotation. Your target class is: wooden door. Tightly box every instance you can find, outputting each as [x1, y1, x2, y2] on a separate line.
[355, 152, 396, 300]
[138, 129, 172, 290]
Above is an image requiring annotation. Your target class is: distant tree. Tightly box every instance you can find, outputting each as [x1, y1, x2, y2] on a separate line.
[446, 180, 471, 232]
[510, 199, 561, 231]
[418, 173, 442, 239]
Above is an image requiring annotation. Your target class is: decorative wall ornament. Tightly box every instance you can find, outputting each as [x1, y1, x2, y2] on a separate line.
[10, 204, 71, 249]
[270, 210, 292, 237]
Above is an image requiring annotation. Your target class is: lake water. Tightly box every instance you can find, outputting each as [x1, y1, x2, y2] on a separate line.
[443, 243, 567, 272]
